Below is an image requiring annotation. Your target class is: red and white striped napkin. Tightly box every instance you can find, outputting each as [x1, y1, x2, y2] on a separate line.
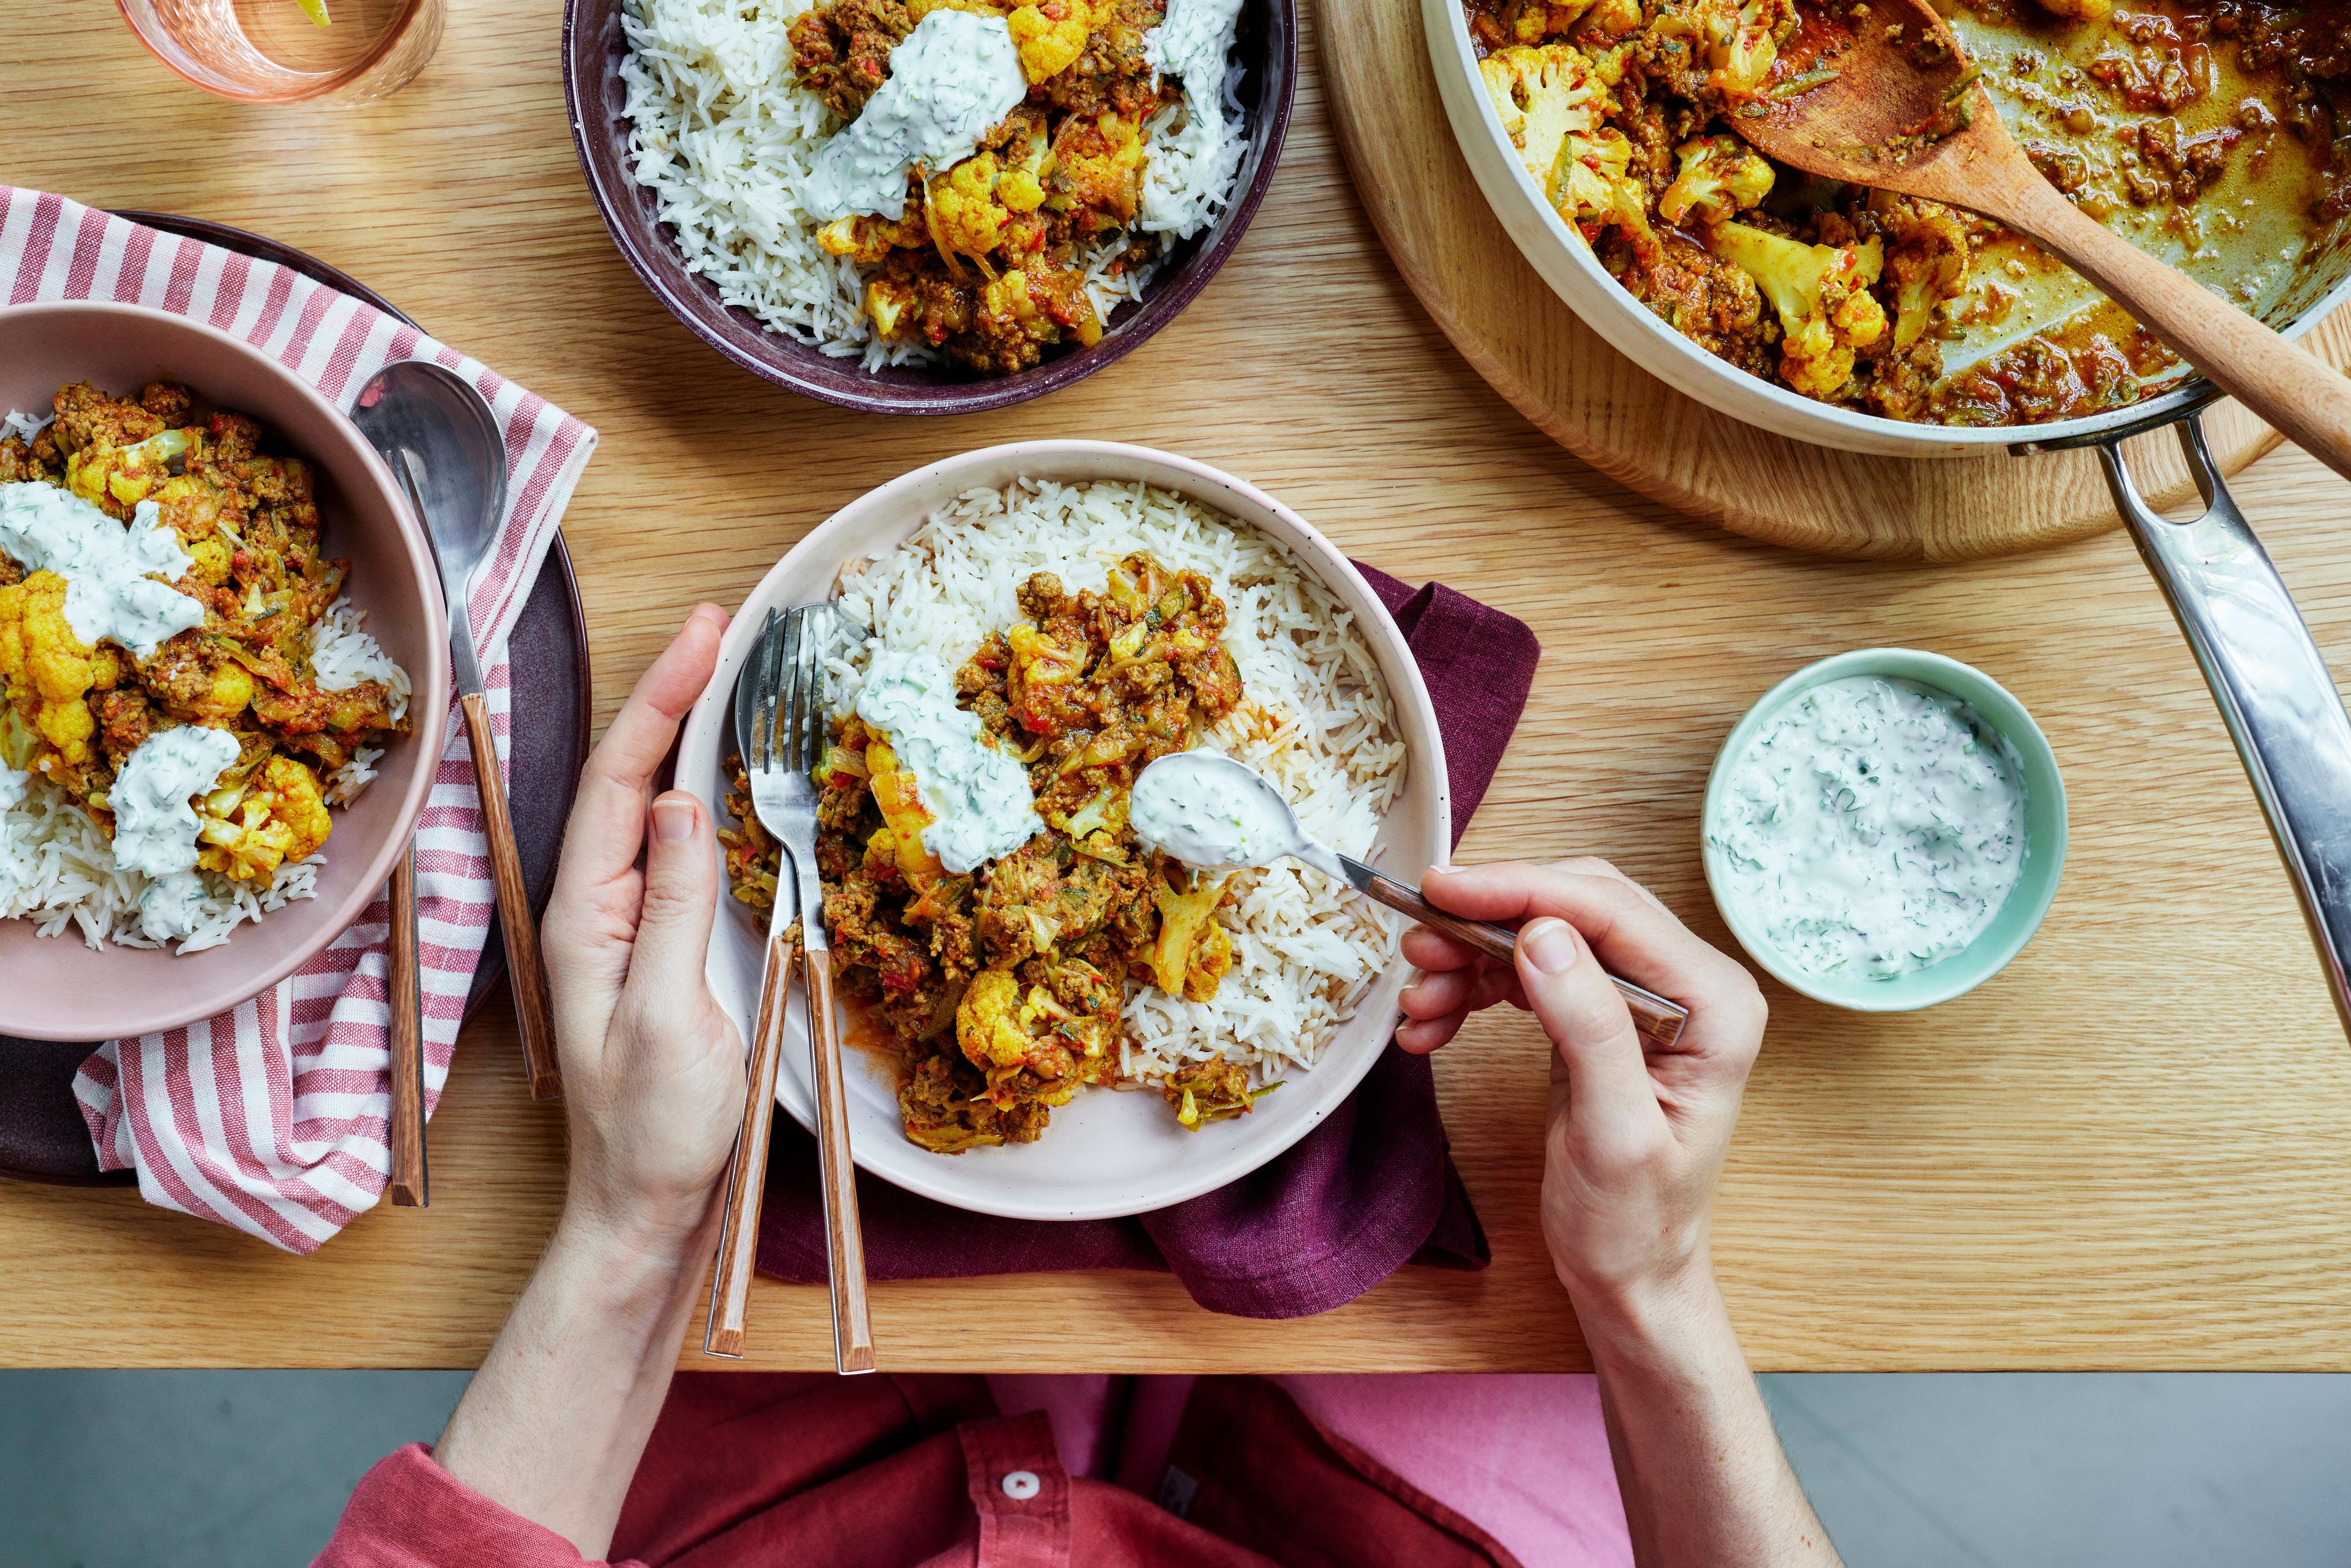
[0, 188, 598, 1251]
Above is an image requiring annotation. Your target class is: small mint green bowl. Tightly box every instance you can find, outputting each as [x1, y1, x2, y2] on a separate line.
[1700, 649, 2068, 1013]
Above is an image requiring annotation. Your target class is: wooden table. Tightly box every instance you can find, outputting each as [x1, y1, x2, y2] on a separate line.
[7, 0, 2351, 1375]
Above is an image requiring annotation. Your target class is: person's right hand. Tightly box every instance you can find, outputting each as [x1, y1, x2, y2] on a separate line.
[1399, 860, 1767, 1323]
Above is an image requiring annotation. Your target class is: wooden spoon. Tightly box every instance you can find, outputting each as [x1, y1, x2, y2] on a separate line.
[1731, 0, 2351, 482]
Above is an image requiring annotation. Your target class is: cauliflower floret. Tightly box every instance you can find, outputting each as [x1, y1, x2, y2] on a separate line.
[1481, 45, 1654, 249]
[197, 754, 331, 884]
[954, 965, 1084, 1076]
[816, 213, 923, 266]
[1708, 221, 1887, 398]
[928, 152, 1014, 256]
[1652, 0, 1792, 94]
[1658, 134, 1775, 227]
[65, 426, 195, 516]
[1874, 195, 1971, 350]
[1480, 45, 1602, 191]
[0, 572, 97, 768]
[1006, 0, 1094, 82]
[1554, 125, 1657, 247]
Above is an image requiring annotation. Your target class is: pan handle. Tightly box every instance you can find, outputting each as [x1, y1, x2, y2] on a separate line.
[2099, 418, 2351, 1038]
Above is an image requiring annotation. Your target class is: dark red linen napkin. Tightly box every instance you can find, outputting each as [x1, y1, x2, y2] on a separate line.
[756, 566, 1540, 1318]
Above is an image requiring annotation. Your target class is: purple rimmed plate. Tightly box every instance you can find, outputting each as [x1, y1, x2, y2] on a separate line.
[561, 0, 1296, 415]
[0, 213, 592, 1186]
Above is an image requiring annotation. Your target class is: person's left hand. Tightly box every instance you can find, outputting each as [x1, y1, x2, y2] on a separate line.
[539, 603, 744, 1253]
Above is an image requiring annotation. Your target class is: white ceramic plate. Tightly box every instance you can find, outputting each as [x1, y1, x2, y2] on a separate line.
[677, 441, 1450, 1220]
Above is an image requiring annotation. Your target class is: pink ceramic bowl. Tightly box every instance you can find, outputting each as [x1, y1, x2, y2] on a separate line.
[0, 302, 451, 1041]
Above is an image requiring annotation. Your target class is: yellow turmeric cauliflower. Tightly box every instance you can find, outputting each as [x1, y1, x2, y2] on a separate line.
[1650, 0, 1792, 94]
[196, 754, 332, 885]
[1708, 222, 1887, 397]
[928, 152, 1015, 257]
[1874, 195, 1971, 350]
[1007, 0, 1095, 82]
[1480, 45, 1653, 249]
[1657, 135, 1774, 227]
[0, 572, 99, 768]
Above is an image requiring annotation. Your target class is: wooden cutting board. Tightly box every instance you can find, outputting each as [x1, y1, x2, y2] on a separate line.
[1319, 0, 2351, 560]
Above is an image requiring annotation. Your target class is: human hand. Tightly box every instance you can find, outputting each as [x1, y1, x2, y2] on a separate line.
[1398, 860, 1767, 1326]
[539, 604, 744, 1256]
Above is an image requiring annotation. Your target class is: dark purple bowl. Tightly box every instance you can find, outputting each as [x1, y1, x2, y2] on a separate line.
[561, 0, 1295, 415]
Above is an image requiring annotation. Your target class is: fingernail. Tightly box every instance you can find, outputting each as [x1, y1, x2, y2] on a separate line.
[1520, 918, 1578, 973]
[651, 795, 697, 842]
[1425, 863, 1459, 877]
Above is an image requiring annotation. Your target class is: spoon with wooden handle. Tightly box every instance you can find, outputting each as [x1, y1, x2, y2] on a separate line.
[1730, 0, 2351, 484]
[1130, 752, 1690, 1050]
[354, 362, 563, 1101]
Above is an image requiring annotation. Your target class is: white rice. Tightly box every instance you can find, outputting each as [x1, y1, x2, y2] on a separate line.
[827, 479, 1408, 1091]
[617, 0, 1245, 368]
[0, 599, 408, 954]
[0, 780, 324, 956]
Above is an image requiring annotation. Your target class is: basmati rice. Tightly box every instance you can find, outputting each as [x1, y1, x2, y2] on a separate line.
[617, 0, 1247, 367]
[826, 479, 1408, 1093]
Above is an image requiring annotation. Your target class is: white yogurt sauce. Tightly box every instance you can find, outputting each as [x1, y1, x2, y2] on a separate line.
[0, 482, 204, 658]
[1147, 0, 1245, 98]
[855, 647, 1041, 874]
[1130, 750, 1294, 868]
[110, 725, 238, 881]
[803, 9, 1029, 222]
[1708, 676, 2029, 980]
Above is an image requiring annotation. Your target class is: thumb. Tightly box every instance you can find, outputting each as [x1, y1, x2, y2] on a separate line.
[1517, 918, 1657, 1132]
[627, 790, 722, 991]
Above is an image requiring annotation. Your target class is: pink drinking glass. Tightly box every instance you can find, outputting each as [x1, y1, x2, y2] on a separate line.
[119, 0, 444, 104]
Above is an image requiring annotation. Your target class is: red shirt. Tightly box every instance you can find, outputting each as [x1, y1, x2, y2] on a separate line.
[316, 1375, 1526, 1567]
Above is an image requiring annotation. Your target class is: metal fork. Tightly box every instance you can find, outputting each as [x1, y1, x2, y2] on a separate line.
[703, 604, 875, 1372]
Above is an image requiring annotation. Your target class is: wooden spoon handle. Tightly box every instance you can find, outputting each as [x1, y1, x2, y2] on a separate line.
[1352, 871, 1692, 1051]
[386, 844, 427, 1209]
[804, 947, 877, 1375]
[2003, 180, 2351, 486]
[459, 691, 562, 1102]
[704, 924, 798, 1359]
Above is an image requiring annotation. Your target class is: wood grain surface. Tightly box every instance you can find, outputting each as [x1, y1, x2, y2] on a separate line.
[1323, 0, 2351, 560]
[6, 0, 2351, 1372]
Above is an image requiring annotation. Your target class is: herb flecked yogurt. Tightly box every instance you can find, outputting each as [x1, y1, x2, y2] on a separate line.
[0, 482, 205, 658]
[1129, 749, 1294, 868]
[855, 647, 1041, 874]
[803, 9, 1029, 222]
[109, 725, 241, 942]
[1707, 675, 2029, 981]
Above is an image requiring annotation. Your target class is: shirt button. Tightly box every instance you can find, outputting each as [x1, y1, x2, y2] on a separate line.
[1000, 1470, 1041, 1501]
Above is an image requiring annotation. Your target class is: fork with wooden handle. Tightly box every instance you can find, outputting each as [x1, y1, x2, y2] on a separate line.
[704, 904, 798, 1357]
[386, 844, 428, 1207]
[704, 606, 874, 1371]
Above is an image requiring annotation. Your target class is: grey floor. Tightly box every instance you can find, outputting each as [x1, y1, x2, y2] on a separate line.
[1, 1371, 2346, 1565]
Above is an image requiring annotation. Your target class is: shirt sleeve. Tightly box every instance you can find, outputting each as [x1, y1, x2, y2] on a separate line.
[311, 1443, 642, 1568]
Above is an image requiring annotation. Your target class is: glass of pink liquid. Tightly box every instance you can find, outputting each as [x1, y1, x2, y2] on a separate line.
[119, 0, 444, 104]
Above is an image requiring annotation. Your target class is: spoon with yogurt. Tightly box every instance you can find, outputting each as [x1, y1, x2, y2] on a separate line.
[1130, 752, 1689, 1049]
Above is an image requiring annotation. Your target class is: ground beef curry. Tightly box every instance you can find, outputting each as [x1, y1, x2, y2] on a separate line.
[723, 553, 1276, 1153]
[0, 382, 406, 889]
[790, 0, 1180, 375]
[1469, 0, 2351, 424]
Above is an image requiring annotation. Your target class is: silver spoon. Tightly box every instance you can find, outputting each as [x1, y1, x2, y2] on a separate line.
[1130, 752, 1689, 1049]
[352, 361, 562, 1102]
